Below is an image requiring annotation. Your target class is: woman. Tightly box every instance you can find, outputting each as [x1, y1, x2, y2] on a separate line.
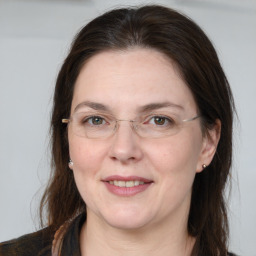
[0, 5, 236, 256]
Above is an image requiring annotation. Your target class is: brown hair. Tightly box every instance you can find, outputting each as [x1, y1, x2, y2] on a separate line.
[40, 5, 235, 255]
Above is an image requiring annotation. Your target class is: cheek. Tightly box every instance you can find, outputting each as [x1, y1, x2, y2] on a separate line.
[68, 136, 107, 179]
[147, 134, 203, 214]
[68, 137, 108, 206]
[147, 130, 203, 187]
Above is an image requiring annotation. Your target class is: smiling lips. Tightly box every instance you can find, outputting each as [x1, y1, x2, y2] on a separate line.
[103, 176, 153, 196]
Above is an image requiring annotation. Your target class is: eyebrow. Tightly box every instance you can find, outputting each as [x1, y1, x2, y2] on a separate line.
[137, 102, 184, 113]
[74, 101, 110, 112]
[73, 101, 184, 113]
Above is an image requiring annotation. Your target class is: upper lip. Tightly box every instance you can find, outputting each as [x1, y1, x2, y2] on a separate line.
[102, 175, 153, 183]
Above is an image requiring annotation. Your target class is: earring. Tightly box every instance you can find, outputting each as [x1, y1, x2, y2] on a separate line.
[68, 159, 73, 167]
[202, 164, 207, 169]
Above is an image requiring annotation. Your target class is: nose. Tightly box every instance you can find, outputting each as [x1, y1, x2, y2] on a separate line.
[108, 121, 143, 163]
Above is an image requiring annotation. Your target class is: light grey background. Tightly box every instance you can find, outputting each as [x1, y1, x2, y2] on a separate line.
[0, 0, 255, 255]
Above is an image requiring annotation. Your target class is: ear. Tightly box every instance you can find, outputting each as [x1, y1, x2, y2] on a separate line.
[196, 119, 221, 173]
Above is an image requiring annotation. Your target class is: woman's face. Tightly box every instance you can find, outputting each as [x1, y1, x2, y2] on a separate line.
[68, 48, 217, 230]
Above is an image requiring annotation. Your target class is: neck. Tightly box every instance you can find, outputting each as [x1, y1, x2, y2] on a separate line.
[80, 210, 195, 256]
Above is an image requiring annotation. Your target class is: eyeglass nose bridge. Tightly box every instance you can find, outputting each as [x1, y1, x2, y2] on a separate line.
[113, 119, 139, 135]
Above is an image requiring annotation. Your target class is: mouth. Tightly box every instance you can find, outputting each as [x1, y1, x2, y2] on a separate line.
[102, 175, 153, 196]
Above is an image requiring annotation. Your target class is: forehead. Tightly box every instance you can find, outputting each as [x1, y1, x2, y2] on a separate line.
[71, 48, 197, 115]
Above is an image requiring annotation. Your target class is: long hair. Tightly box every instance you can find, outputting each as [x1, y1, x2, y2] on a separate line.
[40, 5, 235, 255]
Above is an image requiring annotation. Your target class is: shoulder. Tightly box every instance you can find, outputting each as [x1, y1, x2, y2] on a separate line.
[0, 227, 54, 256]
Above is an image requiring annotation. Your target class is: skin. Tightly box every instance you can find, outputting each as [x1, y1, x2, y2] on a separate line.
[68, 48, 220, 256]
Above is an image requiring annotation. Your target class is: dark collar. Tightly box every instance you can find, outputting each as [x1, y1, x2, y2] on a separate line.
[53, 212, 86, 256]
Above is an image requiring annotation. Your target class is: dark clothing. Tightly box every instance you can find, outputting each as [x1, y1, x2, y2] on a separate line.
[0, 213, 237, 255]
[0, 227, 53, 256]
[0, 213, 85, 256]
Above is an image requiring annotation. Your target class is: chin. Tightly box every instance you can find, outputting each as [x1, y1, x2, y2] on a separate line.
[107, 218, 149, 230]
[101, 208, 154, 230]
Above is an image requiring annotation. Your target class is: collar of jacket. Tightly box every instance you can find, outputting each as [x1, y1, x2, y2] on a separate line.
[52, 212, 86, 256]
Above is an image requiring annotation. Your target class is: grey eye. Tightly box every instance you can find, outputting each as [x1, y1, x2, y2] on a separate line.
[86, 116, 106, 125]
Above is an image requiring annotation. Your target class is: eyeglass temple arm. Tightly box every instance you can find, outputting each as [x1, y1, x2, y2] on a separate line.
[183, 115, 201, 122]
[62, 119, 70, 123]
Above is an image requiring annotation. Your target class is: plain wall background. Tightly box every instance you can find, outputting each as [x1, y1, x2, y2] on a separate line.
[0, 0, 255, 255]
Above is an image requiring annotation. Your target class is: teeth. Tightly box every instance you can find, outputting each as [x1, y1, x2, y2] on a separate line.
[134, 181, 140, 186]
[126, 181, 134, 187]
[109, 180, 145, 187]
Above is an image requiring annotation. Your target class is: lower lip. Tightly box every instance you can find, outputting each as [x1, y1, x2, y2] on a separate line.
[104, 182, 152, 196]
